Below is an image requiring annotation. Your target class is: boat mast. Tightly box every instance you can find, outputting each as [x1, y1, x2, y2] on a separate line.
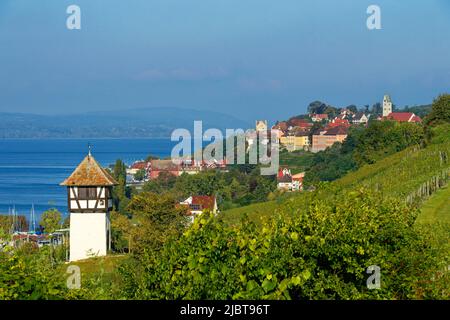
[30, 204, 36, 233]
[12, 205, 16, 233]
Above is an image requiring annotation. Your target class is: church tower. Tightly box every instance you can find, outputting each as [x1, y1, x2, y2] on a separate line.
[61, 150, 118, 261]
[383, 94, 393, 117]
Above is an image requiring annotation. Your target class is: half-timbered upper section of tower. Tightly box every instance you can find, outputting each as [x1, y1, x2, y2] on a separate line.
[61, 153, 118, 213]
[60, 153, 118, 187]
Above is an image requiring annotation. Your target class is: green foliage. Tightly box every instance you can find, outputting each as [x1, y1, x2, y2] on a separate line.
[279, 149, 314, 174]
[0, 215, 28, 233]
[119, 189, 448, 299]
[112, 159, 131, 214]
[143, 168, 277, 209]
[424, 93, 450, 127]
[307, 101, 339, 117]
[0, 246, 68, 300]
[125, 192, 190, 254]
[39, 209, 62, 233]
[352, 121, 424, 166]
[428, 124, 450, 145]
[336, 132, 449, 201]
[133, 169, 146, 181]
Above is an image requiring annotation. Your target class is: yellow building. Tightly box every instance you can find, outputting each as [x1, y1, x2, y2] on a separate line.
[280, 134, 310, 151]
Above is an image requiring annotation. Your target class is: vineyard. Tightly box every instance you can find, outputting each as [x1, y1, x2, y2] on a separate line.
[336, 138, 450, 203]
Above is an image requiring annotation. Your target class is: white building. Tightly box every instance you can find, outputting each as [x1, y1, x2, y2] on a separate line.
[60, 151, 118, 262]
[383, 95, 393, 117]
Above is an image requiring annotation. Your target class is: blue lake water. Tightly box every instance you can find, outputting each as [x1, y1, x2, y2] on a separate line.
[0, 138, 176, 222]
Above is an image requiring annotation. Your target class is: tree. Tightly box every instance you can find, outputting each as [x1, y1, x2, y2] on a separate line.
[112, 159, 131, 214]
[62, 215, 70, 229]
[424, 94, 450, 127]
[345, 105, 358, 113]
[39, 209, 62, 233]
[371, 102, 382, 115]
[126, 192, 189, 253]
[110, 211, 133, 253]
[113, 159, 127, 181]
[134, 169, 146, 181]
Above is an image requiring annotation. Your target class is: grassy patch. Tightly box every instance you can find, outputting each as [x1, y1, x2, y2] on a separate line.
[63, 254, 127, 298]
[417, 184, 450, 224]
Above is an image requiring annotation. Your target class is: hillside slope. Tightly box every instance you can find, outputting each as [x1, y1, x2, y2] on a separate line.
[222, 127, 450, 223]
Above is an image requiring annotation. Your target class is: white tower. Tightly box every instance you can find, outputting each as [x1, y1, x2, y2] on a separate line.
[61, 151, 118, 261]
[383, 95, 393, 117]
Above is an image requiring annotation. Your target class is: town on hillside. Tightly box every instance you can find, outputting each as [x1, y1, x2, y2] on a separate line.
[124, 94, 423, 194]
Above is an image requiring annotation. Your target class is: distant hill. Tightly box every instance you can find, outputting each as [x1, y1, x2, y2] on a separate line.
[0, 107, 251, 138]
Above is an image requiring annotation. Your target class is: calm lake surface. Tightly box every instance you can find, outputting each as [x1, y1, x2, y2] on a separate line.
[0, 138, 175, 222]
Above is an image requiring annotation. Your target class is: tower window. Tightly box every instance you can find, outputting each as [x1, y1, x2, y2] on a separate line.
[77, 187, 97, 199]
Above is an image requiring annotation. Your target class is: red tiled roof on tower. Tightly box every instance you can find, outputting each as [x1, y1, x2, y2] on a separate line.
[60, 153, 118, 186]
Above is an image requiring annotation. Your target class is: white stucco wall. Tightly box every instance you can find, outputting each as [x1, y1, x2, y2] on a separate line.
[70, 212, 109, 261]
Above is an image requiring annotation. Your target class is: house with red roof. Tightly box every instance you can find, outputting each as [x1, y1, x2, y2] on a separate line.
[288, 118, 314, 129]
[127, 161, 151, 178]
[277, 167, 293, 191]
[384, 112, 422, 123]
[149, 159, 181, 179]
[180, 195, 218, 222]
[311, 114, 329, 122]
[328, 117, 351, 128]
[277, 168, 305, 191]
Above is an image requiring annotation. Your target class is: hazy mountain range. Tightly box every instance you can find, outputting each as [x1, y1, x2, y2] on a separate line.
[0, 107, 252, 139]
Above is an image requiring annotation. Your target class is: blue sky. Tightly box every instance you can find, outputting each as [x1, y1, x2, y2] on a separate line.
[0, 0, 449, 122]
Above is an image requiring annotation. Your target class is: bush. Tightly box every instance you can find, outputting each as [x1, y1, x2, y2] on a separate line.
[0, 246, 68, 300]
[118, 188, 449, 299]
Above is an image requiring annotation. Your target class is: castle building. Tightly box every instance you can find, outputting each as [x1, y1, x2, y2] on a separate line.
[60, 150, 118, 261]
